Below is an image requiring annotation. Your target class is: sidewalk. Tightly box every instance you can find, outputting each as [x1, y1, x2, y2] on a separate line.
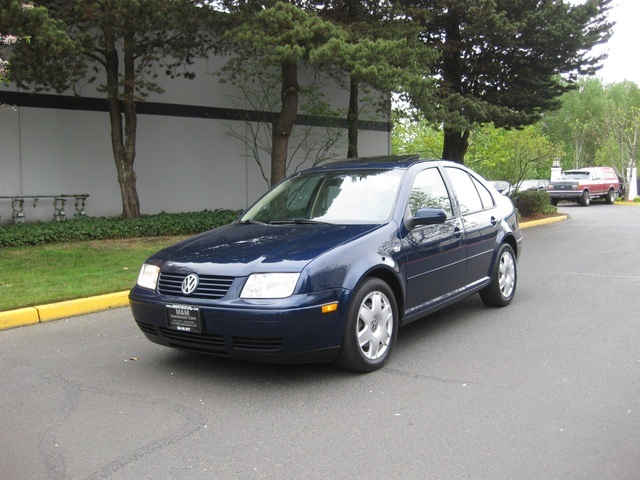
[0, 215, 568, 331]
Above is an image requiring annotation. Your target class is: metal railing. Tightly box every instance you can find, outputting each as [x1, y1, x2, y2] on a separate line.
[0, 194, 89, 224]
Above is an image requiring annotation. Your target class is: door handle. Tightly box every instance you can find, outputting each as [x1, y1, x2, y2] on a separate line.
[490, 216, 498, 226]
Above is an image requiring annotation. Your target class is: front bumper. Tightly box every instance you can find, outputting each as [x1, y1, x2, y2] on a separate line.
[548, 190, 581, 199]
[129, 286, 349, 364]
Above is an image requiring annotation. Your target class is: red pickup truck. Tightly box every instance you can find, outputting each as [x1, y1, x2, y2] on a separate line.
[547, 167, 621, 207]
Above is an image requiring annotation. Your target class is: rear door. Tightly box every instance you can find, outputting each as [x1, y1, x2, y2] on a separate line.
[444, 167, 500, 286]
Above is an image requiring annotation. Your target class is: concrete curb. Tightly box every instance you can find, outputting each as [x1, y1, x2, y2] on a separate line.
[0, 291, 129, 331]
[0, 215, 569, 332]
[519, 214, 568, 229]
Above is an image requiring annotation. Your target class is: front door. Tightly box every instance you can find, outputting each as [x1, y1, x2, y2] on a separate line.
[401, 167, 467, 315]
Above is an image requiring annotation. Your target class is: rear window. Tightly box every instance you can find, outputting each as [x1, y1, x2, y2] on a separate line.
[561, 172, 589, 180]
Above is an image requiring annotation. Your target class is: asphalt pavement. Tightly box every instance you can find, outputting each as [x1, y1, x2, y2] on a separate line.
[1, 203, 638, 479]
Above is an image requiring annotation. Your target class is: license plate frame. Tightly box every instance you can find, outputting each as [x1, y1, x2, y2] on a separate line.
[166, 304, 202, 333]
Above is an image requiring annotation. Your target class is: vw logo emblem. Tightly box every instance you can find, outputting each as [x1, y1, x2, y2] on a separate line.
[181, 273, 199, 295]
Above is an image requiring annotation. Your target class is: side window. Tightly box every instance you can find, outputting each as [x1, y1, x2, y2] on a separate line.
[444, 167, 484, 214]
[409, 168, 453, 218]
[473, 176, 495, 209]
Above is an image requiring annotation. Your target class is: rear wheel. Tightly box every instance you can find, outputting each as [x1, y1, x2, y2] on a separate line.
[480, 243, 517, 307]
[578, 190, 590, 206]
[335, 278, 398, 373]
[550, 198, 558, 206]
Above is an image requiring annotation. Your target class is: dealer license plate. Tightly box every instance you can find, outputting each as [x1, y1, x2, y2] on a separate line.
[166, 304, 202, 333]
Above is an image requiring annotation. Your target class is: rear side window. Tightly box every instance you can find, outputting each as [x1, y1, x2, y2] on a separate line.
[474, 177, 495, 209]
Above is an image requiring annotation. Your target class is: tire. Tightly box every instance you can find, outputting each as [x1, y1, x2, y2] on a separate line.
[578, 190, 590, 206]
[480, 243, 517, 308]
[335, 278, 398, 373]
[605, 189, 616, 204]
[550, 198, 558, 206]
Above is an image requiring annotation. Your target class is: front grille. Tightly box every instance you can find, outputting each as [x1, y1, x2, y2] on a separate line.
[233, 336, 283, 352]
[158, 272, 234, 299]
[159, 327, 227, 351]
[135, 321, 158, 336]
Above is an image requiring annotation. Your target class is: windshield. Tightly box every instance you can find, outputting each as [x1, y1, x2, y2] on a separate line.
[241, 169, 404, 225]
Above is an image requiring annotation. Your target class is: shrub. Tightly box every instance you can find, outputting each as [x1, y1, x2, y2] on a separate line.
[511, 190, 553, 217]
[0, 209, 239, 247]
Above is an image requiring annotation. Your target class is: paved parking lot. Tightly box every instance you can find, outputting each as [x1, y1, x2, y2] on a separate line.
[1, 203, 639, 479]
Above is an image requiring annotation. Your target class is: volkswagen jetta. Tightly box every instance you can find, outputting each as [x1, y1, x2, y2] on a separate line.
[130, 155, 522, 372]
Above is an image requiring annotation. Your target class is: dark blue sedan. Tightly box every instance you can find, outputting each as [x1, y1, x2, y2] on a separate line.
[129, 155, 523, 372]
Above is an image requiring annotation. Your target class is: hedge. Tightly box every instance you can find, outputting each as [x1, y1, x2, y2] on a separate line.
[511, 190, 556, 217]
[0, 209, 239, 247]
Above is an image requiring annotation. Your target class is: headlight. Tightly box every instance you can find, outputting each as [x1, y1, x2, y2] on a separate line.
[241, 273, 300, 299]
[137, 263, 160, 290]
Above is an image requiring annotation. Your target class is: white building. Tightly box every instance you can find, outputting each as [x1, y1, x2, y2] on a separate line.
[0, 56, 391, 224]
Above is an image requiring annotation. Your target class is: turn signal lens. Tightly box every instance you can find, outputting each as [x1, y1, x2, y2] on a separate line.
[321, 303, 338, 314]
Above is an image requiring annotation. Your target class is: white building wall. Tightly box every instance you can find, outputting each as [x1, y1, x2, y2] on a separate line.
[0, 59, 390, 224]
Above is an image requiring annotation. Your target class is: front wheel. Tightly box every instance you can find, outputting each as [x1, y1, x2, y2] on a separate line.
[578, 190, 591, 206]
[335, 278, 398, 373]
[480, 243, 517, 307]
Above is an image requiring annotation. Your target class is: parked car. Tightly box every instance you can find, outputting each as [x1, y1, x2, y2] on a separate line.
[130, 155, 523, 372]
[489, 180, 512, 195]
[515, 179, 549, 192]
[547, 167, 620, 206]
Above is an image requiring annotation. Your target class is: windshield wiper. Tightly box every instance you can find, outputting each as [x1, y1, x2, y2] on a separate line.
[269, 218, 329, 225]
[238, 219, 269, 225]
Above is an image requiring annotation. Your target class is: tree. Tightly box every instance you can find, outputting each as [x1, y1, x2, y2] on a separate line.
[594, 82, 640, 198]
[223, 1, 344, 186]
[1, 1, 75, 93]
[391, 114, 443, 158]
[8, 1, 215, 218]
[542, 78, 605, 169]
[391, 113, 562, 185]
[467, 124, 563, 188]
[218, 56, 346, 186]
[396, 0, 613, 164]
[310, 0, 436, 157]
[543, 78, 639, 197]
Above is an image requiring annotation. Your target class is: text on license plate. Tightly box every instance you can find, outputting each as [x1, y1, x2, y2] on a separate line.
[166, 304, 202, 333]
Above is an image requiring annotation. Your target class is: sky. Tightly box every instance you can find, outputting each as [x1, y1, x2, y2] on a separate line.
[577, 0, 640, 85]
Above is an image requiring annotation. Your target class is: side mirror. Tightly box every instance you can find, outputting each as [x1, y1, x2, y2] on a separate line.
[411, 208, 447, 228]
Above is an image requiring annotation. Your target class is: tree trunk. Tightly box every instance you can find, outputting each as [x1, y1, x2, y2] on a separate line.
[347, 77, 359, 158]
[104, 26, 141, 218]
[441, 6, 468, 165]
[271, 61, 299, 186]
[442, 128, 470, 164]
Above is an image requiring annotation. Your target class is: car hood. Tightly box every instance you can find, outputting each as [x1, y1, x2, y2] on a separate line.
[155, 222, 381, 275]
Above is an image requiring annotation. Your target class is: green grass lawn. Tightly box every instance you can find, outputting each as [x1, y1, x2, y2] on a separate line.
[0, 237, 183, 311]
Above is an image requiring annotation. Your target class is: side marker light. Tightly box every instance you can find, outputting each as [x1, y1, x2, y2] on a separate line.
[321, 303, 338, 314]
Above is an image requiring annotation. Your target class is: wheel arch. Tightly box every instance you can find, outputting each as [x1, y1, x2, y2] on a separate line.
[502, 233, 519, 260]
[358, 266, 405, 325]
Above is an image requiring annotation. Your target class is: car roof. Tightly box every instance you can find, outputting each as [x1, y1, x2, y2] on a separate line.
[305, 155, 450, 173]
